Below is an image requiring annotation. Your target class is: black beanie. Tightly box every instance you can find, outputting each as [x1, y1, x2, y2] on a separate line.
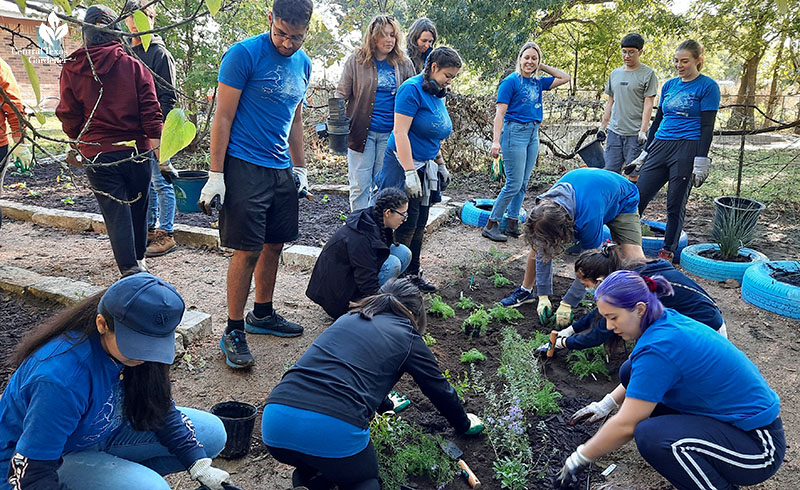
[82, 4, 122, 46]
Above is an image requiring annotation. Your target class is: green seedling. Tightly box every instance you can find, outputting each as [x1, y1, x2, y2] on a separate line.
[428, 294, 455, 319]
[443, 369, 471, 401]
[462, 308, 491, 338]
[491, 272, 512, 288]
[62, 197, 75, 205]
[488, 303, 523, 324]
[321, 194, 329, 203]
[422, 332, 437, 346]
[339, 212, 347, 221]
[456, 293, 476, 310]
[641, 223, 655, 237]
[460, 348, 486, 363]
[567, 346, 610, 381]
[27, 190, 41, 197]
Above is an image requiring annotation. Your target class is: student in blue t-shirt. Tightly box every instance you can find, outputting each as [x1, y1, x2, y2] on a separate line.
[197, 0, 313, 369]
[375, 47, 463, 293]
[482, 41, 570, 242]
[556, 270, 784, 490]
[0, 273, 230, 490]
[336, 15, 415, 211]
[624, 40, 721, 263]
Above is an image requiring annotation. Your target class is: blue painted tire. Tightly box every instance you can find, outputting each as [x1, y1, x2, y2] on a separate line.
[681, 243, 768, 283]
[641, 220, 688, 260]
[742, 261, 800, 320]
[460, 198, 527, 233]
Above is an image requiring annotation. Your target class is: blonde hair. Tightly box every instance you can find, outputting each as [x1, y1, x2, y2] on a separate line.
[515, 41, 543, 77]
[676, 39, 704, 71]
[355, 15, 406, 67]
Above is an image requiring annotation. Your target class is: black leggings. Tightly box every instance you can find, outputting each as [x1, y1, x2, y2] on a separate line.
[266, 442, 380, 490]
[394, 196, 429, 275]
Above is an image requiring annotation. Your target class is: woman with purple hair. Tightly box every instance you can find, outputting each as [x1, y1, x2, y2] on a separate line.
[555, 270, 784, 490]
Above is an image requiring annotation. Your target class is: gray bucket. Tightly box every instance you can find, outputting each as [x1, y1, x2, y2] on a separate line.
[576, 139, 605, 168]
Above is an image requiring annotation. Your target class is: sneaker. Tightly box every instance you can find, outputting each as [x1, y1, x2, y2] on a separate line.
[657, 248, 674, 262]
[145, 230, 177, 257]
[407, 271, 437, 293]
[219, 329, 255, 368]
[500, 285, 535, 307]
[245, 310, 304, 337]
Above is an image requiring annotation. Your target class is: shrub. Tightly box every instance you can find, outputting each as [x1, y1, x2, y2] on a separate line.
[460, 348, 487, 363]
[497, 328, 562, 415]
[428, 294, 455, 319]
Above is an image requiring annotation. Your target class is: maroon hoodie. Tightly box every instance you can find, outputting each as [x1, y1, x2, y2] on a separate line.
[56, 42, 163, 158]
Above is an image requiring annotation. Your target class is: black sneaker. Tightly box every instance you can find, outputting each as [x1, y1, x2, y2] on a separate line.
[245, 310, 304, 337]
[219, 329, 255, 368]
[408, 272, 437, 293]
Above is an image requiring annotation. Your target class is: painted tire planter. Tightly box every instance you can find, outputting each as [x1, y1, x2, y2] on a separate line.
[460, 198, 527, 233]
[680, 243, 768, 283]
[641, 220, 689, 259]
[742, 261, 800, 320]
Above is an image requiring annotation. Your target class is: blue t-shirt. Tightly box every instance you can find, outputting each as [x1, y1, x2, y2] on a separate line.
[497, 73, 555, 123]
[218, 33, 312, 168]
[386, 74, 453, 161]
[0, 333, 124, 465]
[262, 403, 369, 458]
[655, 74, 720, 141]
[627, 309, 780, 431]
[370, 58, 396, 133]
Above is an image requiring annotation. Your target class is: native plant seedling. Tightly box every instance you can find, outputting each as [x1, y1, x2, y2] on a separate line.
[460, 348, 486, 363]
[462, 308, 490, 338]
[62, 196, 75, 205]
[488, 303, 523, 324]
[493, 456, 529, 490]
[456, 293, 476, 310]
[422, 332, 437, 346]
[339, 212, 347, 221]
[443, 369, 471, 401]
[27, 190, 41, 197]
[428, 294, 455, 319]
[491, 272, 512, 288]
[567, 346, 610, 381]
[321, 194, 329, 204]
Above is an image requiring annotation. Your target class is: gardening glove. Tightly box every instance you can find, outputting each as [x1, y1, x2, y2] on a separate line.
[692, 156, 712, 188]
[388, 391, 411, 413]
[293, 166, 309, 197]
[404, 169, 422, 198]
[437, 163, 450, 190]
[159, 161, 180, 184]
[465, 413, 484, 435]
[556, 301, 573, 328]
[637, 130, 648, 144]
[198, 170, 225, 215]
[537, 296, 553, 324]
[623, 150, 647, 176]
[556, 445, 593, 489]
[596, 128, 606, 142]
[535, 326, 575, 354]
[189, 458, 230, 490]
[12, 144, 32, 171]
[571, 393, 620, 425]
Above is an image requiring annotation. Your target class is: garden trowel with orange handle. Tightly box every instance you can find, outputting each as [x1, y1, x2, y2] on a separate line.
[439, 440, 481, 488]
[547, 330, 558, 357]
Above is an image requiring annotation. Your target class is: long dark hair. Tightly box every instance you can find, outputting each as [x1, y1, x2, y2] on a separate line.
[406, 17, 437, 72]
[350, 278, 427, 333]
[10, 292, 172, 432]
[574, 242, 625, 283]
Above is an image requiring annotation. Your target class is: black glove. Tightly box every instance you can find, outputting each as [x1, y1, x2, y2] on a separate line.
[596, 128, 606, 142]
[196, 484, 243, 490]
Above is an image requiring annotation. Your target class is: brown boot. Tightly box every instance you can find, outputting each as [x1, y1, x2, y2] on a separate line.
[505, 218, 521, 238]
[147, 229, 158, 245]
[482, 219, 508, 242]
[145, 229, 177, 257]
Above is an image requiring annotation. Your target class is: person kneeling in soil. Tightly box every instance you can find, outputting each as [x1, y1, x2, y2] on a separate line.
[540, 241, 726, 355]
[500, 167, 644, 327]
[0, 273, 231, 490]
[263, 279, 484, 490]
[305, 187, 412, 319]
[556, 271, 784, 490]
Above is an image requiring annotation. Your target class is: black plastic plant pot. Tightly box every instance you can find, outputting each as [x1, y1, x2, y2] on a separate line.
[210, 401, 258, 459]
[712, 196, 765, 239]
[576, 138, 605, 168]
[462, 323, 482, 339]
[326, 117, 351, 155]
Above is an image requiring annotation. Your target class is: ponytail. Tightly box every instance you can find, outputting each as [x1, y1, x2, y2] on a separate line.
[595, 270, 674, 332]
[574, 242, 624, 282]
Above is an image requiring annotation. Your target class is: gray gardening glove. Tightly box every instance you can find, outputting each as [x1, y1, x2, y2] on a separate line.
[404, 169, 422, 198]
[571, 393, 620, 424]
[293, 166, 309, 196]
[438, 163, 450, 190]
[692, 156, 712, 187]
[637, 130, 648, 144]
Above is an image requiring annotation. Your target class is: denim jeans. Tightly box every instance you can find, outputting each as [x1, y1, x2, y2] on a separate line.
[147, 158, 176, 233]
[603, 129, 645, 174]
[348, 131, 390, 211]
[39, 408, 227, 490]
[490, 121, 540, 222]
[377, 244, 412, 286]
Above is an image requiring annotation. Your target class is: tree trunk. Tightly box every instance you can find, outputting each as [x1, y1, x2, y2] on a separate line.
[727, 53, 761, 129]
[763, 30, 787, 127]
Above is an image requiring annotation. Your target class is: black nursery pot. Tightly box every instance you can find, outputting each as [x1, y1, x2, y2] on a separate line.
[210, 401, 258, 459]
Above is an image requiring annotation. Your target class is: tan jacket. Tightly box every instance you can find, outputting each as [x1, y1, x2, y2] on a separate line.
[335, 53, 415, 153]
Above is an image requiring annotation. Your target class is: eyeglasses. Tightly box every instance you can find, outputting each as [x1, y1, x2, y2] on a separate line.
[390, 208, 408, 220]
[271, 23, 307, 45]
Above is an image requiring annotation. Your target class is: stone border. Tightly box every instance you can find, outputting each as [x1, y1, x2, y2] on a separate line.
[0, 264, 212, 361]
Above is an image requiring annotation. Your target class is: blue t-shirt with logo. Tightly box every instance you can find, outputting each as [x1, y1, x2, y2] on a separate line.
[497, 73, 555, 123]
[627, 309, 780, 431]
[655, 74, 720, 141]
[218, 33, 312, 168]
[387, 74, 453, 162]
[370, 58, 396, 133]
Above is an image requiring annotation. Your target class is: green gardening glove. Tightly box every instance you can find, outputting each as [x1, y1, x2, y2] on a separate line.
[537, 296, 553, 324]
[387, 391, 411, 413]
[465, 413, 484, 435]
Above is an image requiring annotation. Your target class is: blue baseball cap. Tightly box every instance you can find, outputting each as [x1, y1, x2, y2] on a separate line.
[98, 273, 185, 364]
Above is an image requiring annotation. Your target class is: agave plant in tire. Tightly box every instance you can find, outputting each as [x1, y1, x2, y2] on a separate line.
[680, 196, 768, 284]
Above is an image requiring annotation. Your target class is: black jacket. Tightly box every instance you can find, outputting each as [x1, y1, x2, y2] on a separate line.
[266, 312, 470, 433]
[306, 207, 393, 318]
[131, 35, 177, 120]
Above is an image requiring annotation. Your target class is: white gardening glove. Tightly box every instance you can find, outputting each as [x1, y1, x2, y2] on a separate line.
[570, 393, 620, 424]
[556, 445, 594, 489]
[537, 296, 553, 324]
[692, 156, 712, 187]
[404, 169, 422, 198]
[189, 458, 230, 490]
[437, 163, 450, 189]
[623, 150, 648, 176]
[536, 325, 575, 354]
[556, 301, 573, 328]
[198, 170, 225, 215]
[293, 166, 309, 196]
[637, 130, 648, 144]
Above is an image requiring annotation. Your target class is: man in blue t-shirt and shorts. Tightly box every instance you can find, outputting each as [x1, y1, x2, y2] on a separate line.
[198, 0, 313, 369]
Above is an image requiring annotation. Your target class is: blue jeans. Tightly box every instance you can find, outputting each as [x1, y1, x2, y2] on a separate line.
[489, 121, 540, 221]
[378, 244, 411, 286]
[348, 131, 390, 211]
[603, 129, 645, 174]
[147, 158, 176, 233]
[34, 408, 226, 490]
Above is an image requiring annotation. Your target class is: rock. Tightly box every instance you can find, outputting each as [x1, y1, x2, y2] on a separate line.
[174, 332, 186, 360]
[282, 245, 322, 269]
[720, 278, 740, 289]
[175, 309, 212, 344]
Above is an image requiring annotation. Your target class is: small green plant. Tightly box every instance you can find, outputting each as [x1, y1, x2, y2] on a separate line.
[428, 294, 455, 319]
[62, 197, 75, 205]
[641, 222, 655, 237]
[339, 212, 347, 221]
[488, 303, 524, 324]
[321, 194, 329, 203]
[462, 307, 491, 338]
[491, 272, 512, 288]
[443, 369, 471, 401]
[460, 348, 486, 363]
[456, 293, 476, 310]
[27, 190, 41, 197]
[497, 328, 562, 415]
[493, 456, 529, 490]
[567, 346, 610, 381]
[422, 332, 437, 346]
[712, 203, 760, 260]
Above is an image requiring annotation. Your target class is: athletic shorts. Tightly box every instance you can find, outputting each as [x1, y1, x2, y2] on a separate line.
[607, 212, 642, 246]
[219, 154, 299, 250]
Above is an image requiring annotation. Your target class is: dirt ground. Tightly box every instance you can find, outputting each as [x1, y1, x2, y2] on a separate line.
[1, 180, 798, 489]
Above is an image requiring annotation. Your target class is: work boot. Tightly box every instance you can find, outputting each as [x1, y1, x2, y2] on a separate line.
[505, 218, 521, 238]
[219, 329, 255, 368]
[145, 229, 177, 257]
[147, 229, 157, 245]
[481, 219, 507, 242]
[245, 310, 304, 337]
